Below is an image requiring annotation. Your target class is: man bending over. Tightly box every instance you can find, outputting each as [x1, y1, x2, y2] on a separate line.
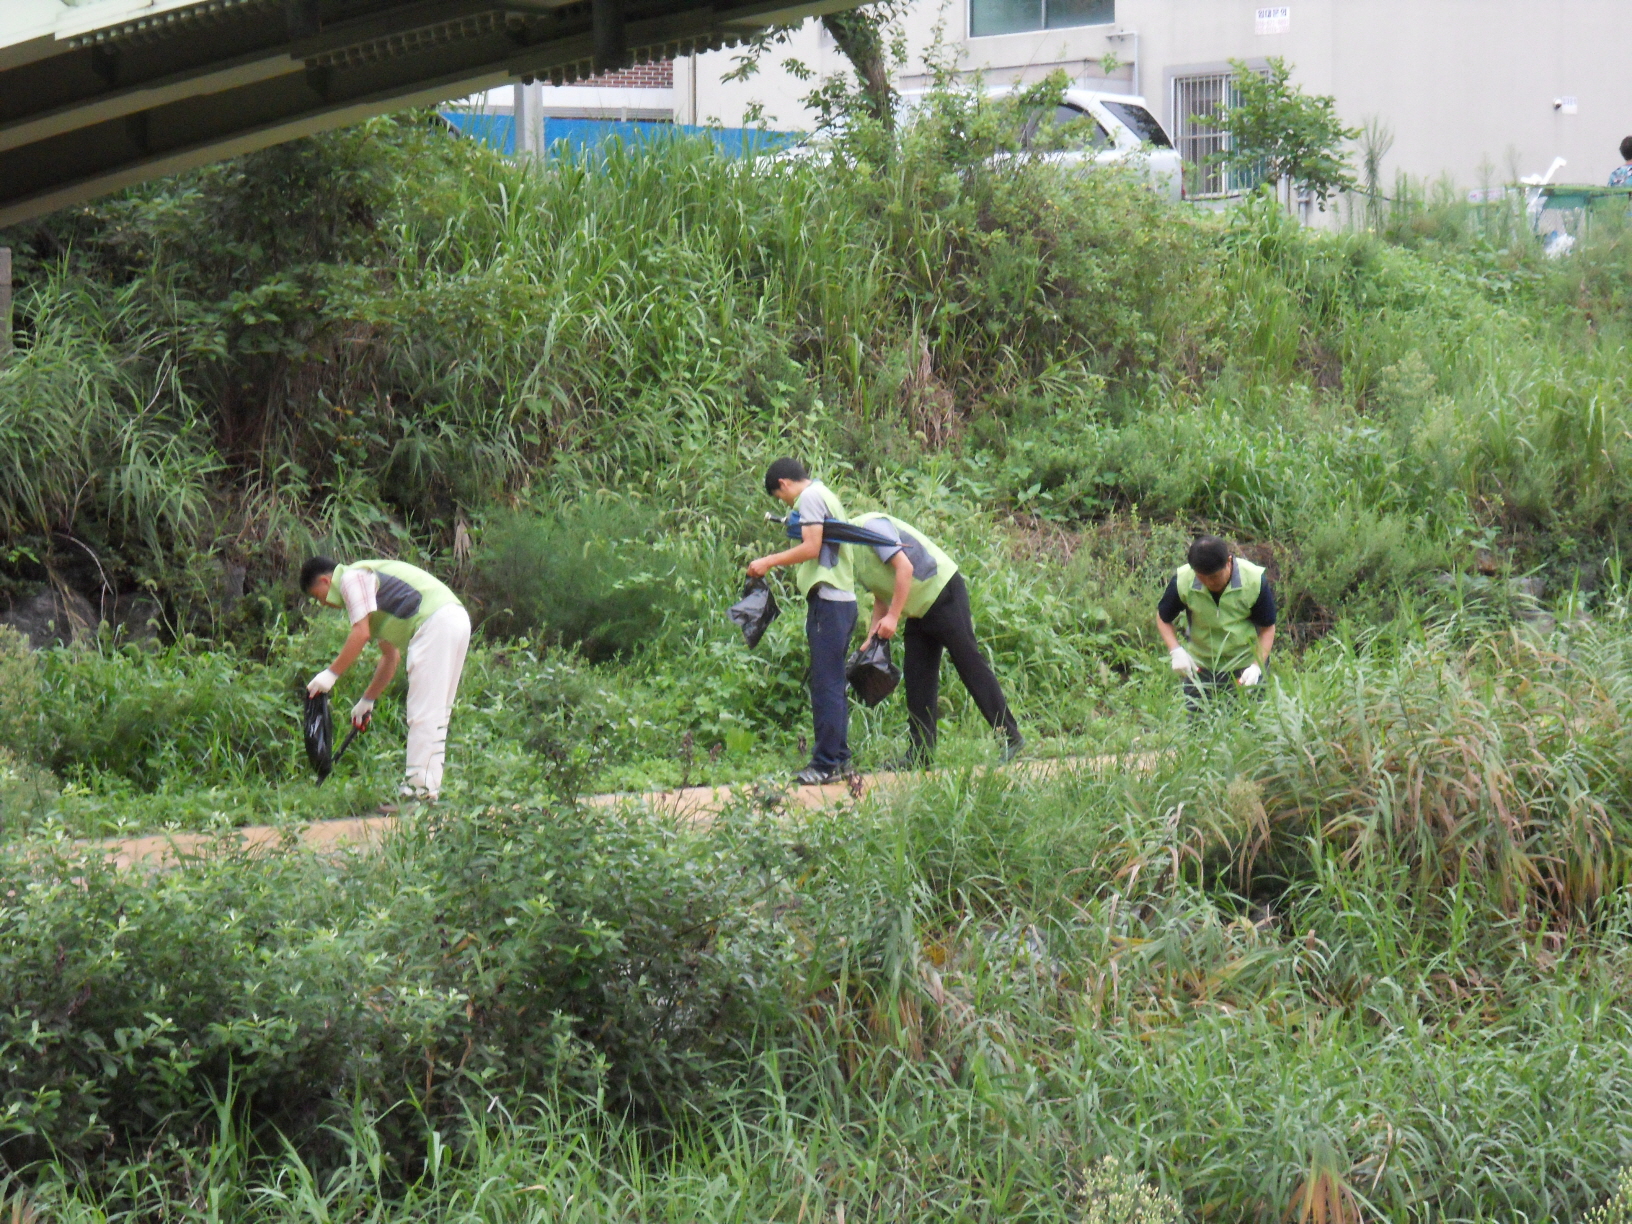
[849, 510, 1022, 766]
[1156, 535, 1276, 711]
[301, 556, 471, 802]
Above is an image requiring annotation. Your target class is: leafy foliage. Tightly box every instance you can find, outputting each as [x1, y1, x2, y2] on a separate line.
[472, 499, 694, 659]
[0, 800, 798, 1169]
[1217, 57, 1359, 208]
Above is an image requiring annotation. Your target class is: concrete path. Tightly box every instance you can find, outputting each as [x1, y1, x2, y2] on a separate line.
[87, 754, 1151, 871]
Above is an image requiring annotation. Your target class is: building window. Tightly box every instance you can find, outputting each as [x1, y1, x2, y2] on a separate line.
[969, 0, 1112, 38]
[1171, 69, 1262, 196]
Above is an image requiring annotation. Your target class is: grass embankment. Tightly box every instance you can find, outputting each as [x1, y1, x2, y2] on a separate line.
[9, 622, 1632, 1221]
[6, 79, 1632, 1220]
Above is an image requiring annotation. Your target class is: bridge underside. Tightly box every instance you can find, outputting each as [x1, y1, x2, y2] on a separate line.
[0, 0, 840, 227]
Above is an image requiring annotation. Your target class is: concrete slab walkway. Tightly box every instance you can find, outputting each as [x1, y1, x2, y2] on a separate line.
[88, 754, 1151, 870]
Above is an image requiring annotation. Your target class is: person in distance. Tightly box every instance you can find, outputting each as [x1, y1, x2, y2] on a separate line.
[301, 555, 471, 804]
[846, 510, 1022, 767]
[1156, 535, 1276, 711]
[747, 458, 859, 786]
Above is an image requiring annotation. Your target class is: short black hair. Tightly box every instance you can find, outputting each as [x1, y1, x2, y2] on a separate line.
[299, 555, 338, 593]
[1619, 135, 1632, 162]
[763, 457, 809, 495]
[1187, 536, 1231, 575]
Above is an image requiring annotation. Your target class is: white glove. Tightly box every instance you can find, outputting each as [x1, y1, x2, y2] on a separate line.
[1238, 664, 1262, 687]
[307, 668, 339, 696]
[350, 697, 375, 729]
[1169, 646, 1198, 677]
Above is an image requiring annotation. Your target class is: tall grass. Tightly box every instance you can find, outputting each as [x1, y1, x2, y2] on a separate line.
[7, 620, 1632, 1219]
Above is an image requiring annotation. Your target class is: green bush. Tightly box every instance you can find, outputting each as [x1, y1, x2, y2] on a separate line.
[0, 799, 800, 1173]
[473, 500, 692, 659]
[0, 627, 41, 756]
[36, 642, 300, 789]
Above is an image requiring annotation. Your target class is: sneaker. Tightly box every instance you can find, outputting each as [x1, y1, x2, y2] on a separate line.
[876, 753, 927, 773]
[1000, 735, 1025, 764]
[793, 764, 852, 786]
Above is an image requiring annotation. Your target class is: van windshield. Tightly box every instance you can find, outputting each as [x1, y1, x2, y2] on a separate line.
[1024, 103, 1111, 150]
[1101, 100, 1172, 148]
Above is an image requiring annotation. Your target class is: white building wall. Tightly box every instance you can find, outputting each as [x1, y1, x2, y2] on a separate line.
[692, 0, 1632, 190]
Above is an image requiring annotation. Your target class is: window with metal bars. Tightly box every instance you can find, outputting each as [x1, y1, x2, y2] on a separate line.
[1171, 69, 1263, 196]
[969, 0, 1112, 38]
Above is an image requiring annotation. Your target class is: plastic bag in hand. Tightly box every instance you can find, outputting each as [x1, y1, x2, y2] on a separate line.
[846, 635, 901, 707]
[728, 576, 780, 648]
[304, 690, 335, 781]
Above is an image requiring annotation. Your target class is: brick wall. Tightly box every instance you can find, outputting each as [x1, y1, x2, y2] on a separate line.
[578, 59, 673, 88]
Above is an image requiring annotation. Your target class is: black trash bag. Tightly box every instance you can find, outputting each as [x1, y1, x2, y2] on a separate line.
[728, 576, 780, 648]
[846, 635, 900, 707]
[304, 690, 334, 781]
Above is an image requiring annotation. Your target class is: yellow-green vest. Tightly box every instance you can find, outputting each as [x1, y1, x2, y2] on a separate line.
[793, 483, 856, 599]
[849, 513, 959, 618]
[1175, 557, 1264, 673]
[324, 560, 460, 651]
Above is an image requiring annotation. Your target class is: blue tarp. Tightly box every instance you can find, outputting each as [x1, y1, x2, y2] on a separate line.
[440, 112, 800, 158]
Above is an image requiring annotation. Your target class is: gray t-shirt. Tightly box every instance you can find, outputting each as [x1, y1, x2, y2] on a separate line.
[794, 483, 857, 602]
[861, 516, 939, 580]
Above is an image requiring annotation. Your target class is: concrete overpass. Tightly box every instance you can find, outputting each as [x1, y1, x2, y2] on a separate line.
[0, 0, 848, 227]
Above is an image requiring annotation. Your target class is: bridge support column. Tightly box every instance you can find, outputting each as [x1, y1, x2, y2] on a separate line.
[514, 81, 543, 157]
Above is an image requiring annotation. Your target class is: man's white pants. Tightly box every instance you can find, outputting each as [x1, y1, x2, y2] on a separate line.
[403, 603, 471, 800]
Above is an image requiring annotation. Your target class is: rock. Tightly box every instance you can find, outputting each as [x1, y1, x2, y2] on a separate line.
[221, 561, 247, 616]
[109, 595, 163, 643]
[0, 588, 98, 649]
[1510, 576, 1545, 600]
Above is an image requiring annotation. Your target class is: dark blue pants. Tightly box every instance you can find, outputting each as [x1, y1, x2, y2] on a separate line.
[806, 596, 857, 771]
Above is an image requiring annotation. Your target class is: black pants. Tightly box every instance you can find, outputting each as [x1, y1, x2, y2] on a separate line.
[902, 573, 1020, 761]
[1183, 667, 1255, 713]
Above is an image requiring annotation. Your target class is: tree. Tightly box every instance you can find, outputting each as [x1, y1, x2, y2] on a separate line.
[1216, 58, 1358, 211]
[724, 0, 909, 132]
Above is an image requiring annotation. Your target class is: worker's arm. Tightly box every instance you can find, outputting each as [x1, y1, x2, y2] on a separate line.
[364, 641, 400, 700]
[309, 618, 374, 695]
[1156, 616, 1182, 652]
[869, 552, 913, 640]
[329, 618, 373, 677]
[748, 523, 823, 579]
[1255, 623, 1275, 664]
[1156, 594, 1197, 677]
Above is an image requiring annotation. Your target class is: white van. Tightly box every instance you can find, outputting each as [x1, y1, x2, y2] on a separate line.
[778, 87, 1185, 201]
[977, 87, 1184, 201]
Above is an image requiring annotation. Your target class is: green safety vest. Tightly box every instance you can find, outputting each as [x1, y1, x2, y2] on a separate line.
[794, 483, 856, 599]
[325, 559, 460, 651]
[1175, 557, 1264, 673]
[849, 513, 959, 618]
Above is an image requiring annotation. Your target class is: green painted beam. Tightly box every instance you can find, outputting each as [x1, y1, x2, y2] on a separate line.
[0, 0, 845, 226]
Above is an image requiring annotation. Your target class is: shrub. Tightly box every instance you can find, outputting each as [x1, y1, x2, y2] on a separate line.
[37, 642, 299, 789]
[0, 798, 800, 1173]
[473, 500, 691, 660]
[0, 627, 41, 757]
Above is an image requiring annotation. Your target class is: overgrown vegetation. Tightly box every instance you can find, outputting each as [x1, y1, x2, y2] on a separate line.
[6, 68, 1632, 1221]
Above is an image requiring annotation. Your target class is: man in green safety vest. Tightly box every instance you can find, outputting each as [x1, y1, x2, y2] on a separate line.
[301, 556, 471, 803]
[748, 458, 860, 785]
[848, 511, 1022, 766]
[1156, 536, 1276, 709]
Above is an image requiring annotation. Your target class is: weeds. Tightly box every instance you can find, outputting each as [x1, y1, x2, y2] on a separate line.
[5, 68, 1632, 1224]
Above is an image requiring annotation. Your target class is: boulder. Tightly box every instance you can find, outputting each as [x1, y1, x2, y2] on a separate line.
[0, 588, 98, 649]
